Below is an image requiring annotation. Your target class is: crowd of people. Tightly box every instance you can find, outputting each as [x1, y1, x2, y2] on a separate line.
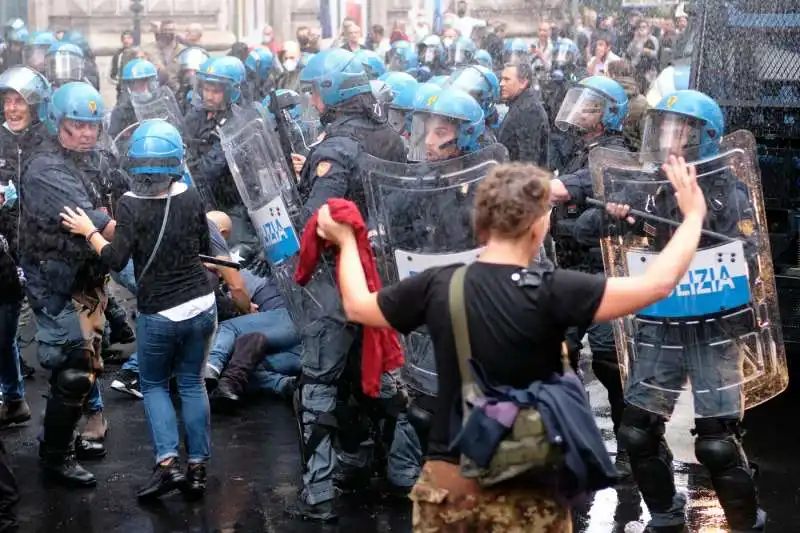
[0, 2, 777, 532]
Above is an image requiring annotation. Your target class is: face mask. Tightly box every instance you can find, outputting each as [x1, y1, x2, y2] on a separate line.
[443, 38, 454, 47]
[284, 59, 298, 72]
[263, 36, 273, 44]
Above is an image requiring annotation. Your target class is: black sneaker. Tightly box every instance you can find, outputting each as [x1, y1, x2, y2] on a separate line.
[111, 369, 143, 399]
[137, 459, 185, 501]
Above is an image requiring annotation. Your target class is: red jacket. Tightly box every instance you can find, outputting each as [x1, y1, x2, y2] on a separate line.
[295, 199, 404, 397]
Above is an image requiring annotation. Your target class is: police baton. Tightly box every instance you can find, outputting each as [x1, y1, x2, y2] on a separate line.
[199, 255, 243, 270]
[585, 198, 737, 243]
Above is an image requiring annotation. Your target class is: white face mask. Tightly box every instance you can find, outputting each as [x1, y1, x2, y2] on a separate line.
[443, 38, 454, 46]
[284, 59, 298, 72]
[263, 36, 273, 44]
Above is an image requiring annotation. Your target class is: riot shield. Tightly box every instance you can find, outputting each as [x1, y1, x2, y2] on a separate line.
[362, 143, 509, 397]
[130, 86, 184, 132]
[112, 122, 140, 158]
[589, 129, 788, 419]
[218, 103, 339, 329]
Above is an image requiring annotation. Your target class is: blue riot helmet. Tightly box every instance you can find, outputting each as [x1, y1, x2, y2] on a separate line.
[450, 36, 477, 67]
[299, 48, 371, 109]
[418, 34, 445, 69]
[354, 49, 387, 80]
[198, 56, 245, 110]
[8, 27, 28, 46]
[46, 81, 103, 142]
[177, 46, 210, 87]
[245, 47, 275, 80]
[382, 71, 418, 134]
[640, 89, 725, 163]
[474, 49, 493, 69]
[23, 31, 55, 71]
[121, 58, 159, 98]
[505, 38, 530, 65]
[429, 75, 449, 87]
[444, 65, 500, 127]
[552, 38, 578, 69]
[388, 40, 419, 73]
[125, 119, 186, 196]
[410, 89, 484, 161]
[555, 75, 628, 133]
[45, 42, 86, 86]
[0, 66, 52, 129]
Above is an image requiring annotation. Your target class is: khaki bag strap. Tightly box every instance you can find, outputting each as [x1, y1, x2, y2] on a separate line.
[448, 265, 475, 387]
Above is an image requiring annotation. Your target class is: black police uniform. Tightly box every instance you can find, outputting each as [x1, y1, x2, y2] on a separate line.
[106, 101, 138, 141]
[18, 136, 111, 484]
[603, 166, 765, 531]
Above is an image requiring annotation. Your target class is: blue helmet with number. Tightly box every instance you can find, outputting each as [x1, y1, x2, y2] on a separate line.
[354, 49, 387, 80]
[126, 119, 185, 176]
[47, 81, 103, 132]
[555, 75, 628, 133]
[411, 88, 484, 156]
[245, 47, 275, 79]
[199, 56, 245, 104]
[299, 48, 371, 107]
[474, 49, 493, 69]
[641, 89, 725, 161]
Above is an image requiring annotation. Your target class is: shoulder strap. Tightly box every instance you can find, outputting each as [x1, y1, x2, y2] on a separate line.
[448, 265, 474, 386]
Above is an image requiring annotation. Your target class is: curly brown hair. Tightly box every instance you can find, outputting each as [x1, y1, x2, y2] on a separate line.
[473, 163, 551, 241]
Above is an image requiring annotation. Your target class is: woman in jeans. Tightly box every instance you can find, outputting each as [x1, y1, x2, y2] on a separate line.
[60, 119, 216, 501]
[314, 158, 707, 531]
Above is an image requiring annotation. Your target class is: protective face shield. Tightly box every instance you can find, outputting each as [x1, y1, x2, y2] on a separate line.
[1, 90, 32, 132]
[197, 78, 228, 111]
[409, 112, 461, 162]
[23, 44, 51, 71]
[46, 50, 85, 84]
[555, 86, 606, 133]
[178, 47, 210, 85]
[553, 42, 576, 68]
[388, 108, 409, 134]
[125, 76, 159, 98]
[639, 111, 706, 164]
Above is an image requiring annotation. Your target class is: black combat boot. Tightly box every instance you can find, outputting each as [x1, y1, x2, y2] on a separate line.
[40, 395, 96, 487]
[137, 458, 185, 501]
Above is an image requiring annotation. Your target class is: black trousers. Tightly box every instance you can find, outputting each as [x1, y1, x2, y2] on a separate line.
[0, 440, 19, 533]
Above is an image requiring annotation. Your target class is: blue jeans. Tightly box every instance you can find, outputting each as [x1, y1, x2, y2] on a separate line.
[0, 302, 24, 402]
[137, 307, 217, 463]
[111, 260, 137, 295]
[207, 309, 299, 373]
[85, 380, 103, 412]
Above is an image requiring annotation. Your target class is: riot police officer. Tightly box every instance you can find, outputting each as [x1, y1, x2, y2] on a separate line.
[184, 55, 256, 247]
[380, 71, 418, 138]
[175, 46, 209, 115]
[0, 65, 51, 426]
[22, 31, 57, 73]
[608, 90, 767, 533]
[244, 47, 275, 103]
[0, 26, 26, 74]
[444, 64, 501, 137]
[286, 47, 408, 522]
[44, 42, 87, 89]
[354, 48, 387, 80]
[18, 82, 111, 486]
[549, 75, 632, 470]
[107, 58, 160, 139]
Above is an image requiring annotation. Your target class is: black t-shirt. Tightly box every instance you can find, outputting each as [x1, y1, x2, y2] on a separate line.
[377, 262, 606, 461]
[100, 186, 212, 314]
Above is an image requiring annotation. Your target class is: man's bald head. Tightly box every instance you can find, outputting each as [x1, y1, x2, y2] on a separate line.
[206, 211, 232, 240]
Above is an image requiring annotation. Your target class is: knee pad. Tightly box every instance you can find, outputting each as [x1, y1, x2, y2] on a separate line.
[55, 368, 94, 405]
[693, 418, 747, 474]
[618, 405, 665, 455]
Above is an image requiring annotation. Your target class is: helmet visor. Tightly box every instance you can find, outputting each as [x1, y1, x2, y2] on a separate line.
[179, 48, 209, 71]
[387, 108, 408, 134]
[422, 47, 438, 64]
[409, 112, 460, 162]
[0, 67, 48, 105]
[46, 52, 85, 83]
[23, 44, 49, 71]
[389, 54, 407, 71]
[452, 46, 473, 65]
[195, 77, 229, 111]
[553, 47, 575, 67]
[640, 111, 706, 164]
[554, 86, 605, 132]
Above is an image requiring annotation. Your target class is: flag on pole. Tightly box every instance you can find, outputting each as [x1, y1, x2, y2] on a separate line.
[433, 0, 443, 34]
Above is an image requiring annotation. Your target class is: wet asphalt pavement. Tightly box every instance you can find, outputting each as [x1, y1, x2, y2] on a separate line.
[5, 298, 800, 532]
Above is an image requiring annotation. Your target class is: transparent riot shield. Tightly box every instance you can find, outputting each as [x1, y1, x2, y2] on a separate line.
[362, 143, 509, 398]
[589, 129, 788, 419]
[218, 103, 338, 329]
[131, 86, 185, 132]
[112, 122, 140, 158]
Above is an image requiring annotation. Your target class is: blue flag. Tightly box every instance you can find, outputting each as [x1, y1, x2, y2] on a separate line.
[433, 0, 443, 34]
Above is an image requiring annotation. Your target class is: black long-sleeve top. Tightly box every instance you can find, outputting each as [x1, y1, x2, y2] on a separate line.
[99, 185, 213, 314]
